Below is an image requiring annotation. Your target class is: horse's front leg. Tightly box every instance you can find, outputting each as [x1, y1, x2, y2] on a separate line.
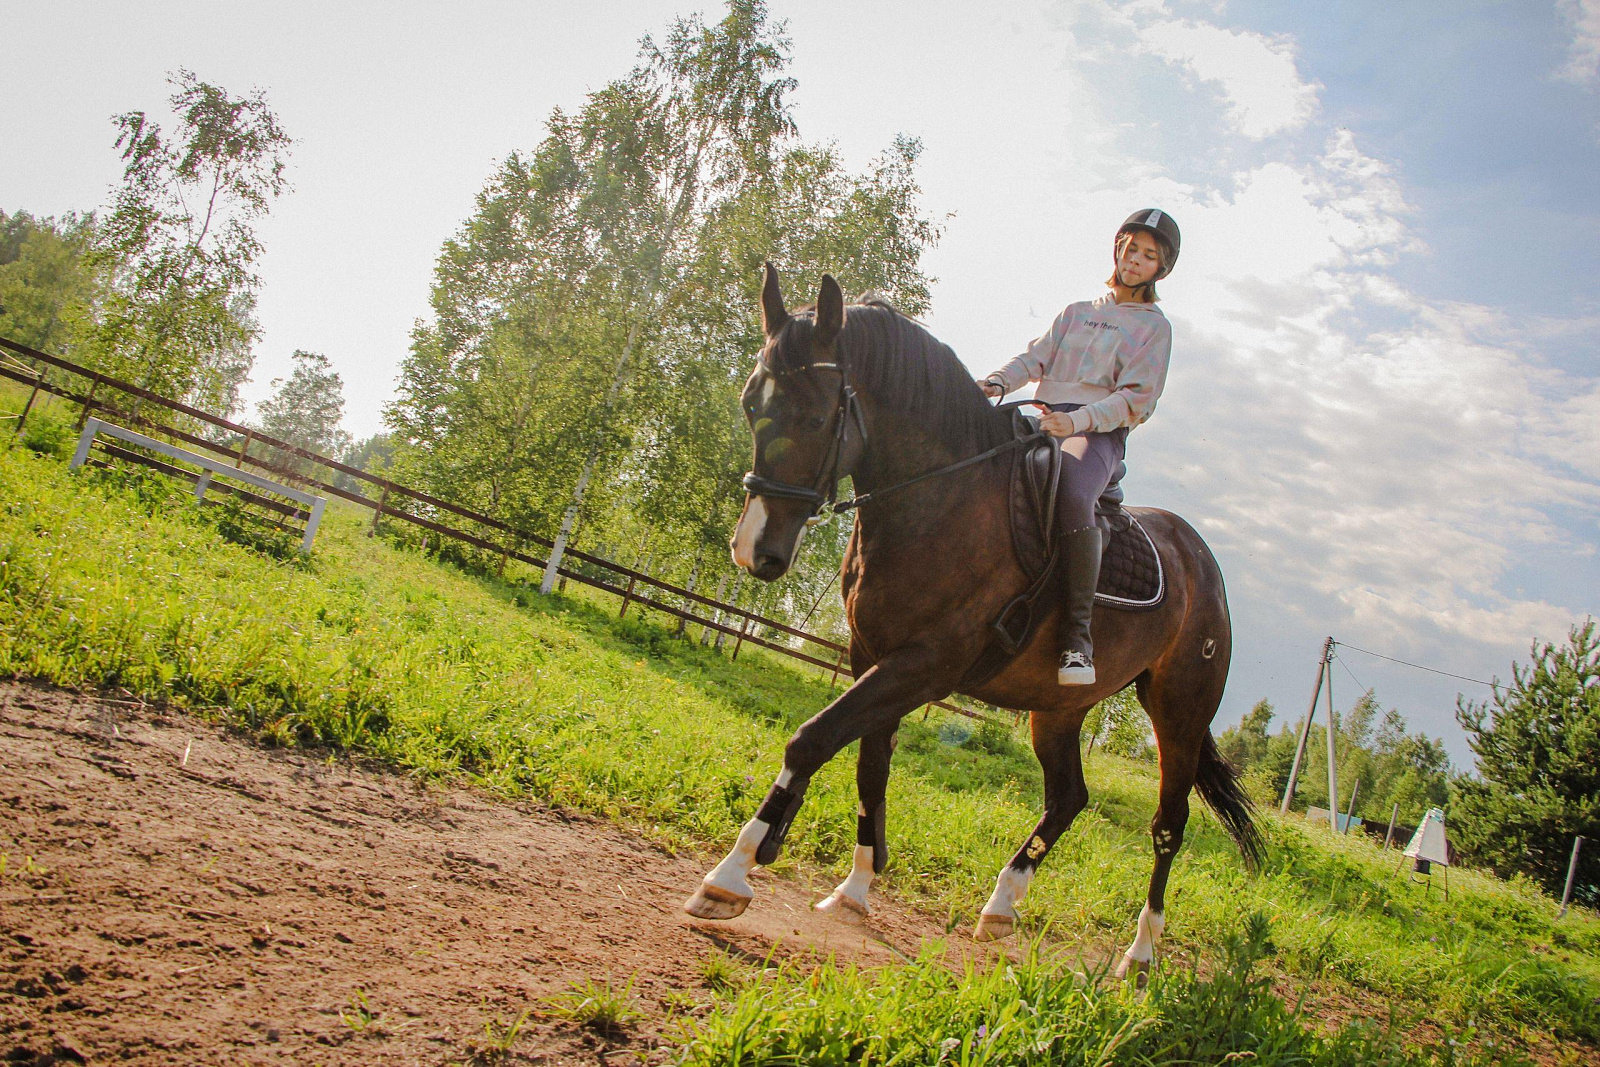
[815, 725, 895, 917]
[684, 649, 949, 920]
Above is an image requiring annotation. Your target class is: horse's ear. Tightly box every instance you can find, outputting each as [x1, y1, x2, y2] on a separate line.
[761, 262, 788, 339]
[815, 274, 844, 347]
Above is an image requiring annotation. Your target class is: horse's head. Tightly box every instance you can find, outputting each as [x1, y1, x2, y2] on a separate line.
[730, 264, 861, 581]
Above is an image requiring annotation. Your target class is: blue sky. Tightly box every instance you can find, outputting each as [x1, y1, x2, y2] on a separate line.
[2, 0, 1595, 765]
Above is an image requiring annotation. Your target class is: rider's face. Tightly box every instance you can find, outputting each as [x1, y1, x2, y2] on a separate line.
[1116, 231, 1164, 288]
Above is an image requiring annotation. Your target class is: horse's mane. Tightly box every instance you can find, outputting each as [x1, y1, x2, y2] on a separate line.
[780, 297, 1012, 456]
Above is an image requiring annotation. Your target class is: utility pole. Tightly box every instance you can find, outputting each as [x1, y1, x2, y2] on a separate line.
[1281, 637, 1333, 815]
[1324, 648, 1339, 832]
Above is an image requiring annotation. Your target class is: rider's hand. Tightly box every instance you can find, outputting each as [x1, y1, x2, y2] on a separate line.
[1038, 410, 1079, 438]
[979, 380, 1004, 399]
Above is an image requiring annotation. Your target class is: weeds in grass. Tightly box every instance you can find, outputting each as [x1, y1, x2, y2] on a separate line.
[340, 988, 381, 1033]
[699, 949, 750, 993]
[467, 1007, 531, 1062]
[682, 915, 1530, 1066]
[542, 976, 637, 1034]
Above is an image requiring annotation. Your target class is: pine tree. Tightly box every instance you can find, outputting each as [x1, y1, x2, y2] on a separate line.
[1452, 620, 1600, 899]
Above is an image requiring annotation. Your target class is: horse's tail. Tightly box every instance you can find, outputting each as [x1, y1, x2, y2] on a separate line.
[1195, 733, 1265, 871]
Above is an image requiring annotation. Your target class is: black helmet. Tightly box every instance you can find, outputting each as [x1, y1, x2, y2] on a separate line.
[1116, 208, 1181, 278]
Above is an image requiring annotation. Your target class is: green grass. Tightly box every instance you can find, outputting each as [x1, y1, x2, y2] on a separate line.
[678, 914, 1522, 1066]
[2, 437, 1597, 1061]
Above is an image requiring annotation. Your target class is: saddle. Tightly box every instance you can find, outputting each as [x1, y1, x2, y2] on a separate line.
[960, 406, 1166, 689]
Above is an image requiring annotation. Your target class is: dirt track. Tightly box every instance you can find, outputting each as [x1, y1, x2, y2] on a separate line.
[0, 681, 985, 1065]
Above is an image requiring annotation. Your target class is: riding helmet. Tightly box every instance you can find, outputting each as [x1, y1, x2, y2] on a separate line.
[1116, 209, 1181, 278]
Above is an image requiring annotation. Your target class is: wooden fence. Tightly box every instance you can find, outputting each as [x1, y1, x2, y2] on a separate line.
[0, 335, 999, 725]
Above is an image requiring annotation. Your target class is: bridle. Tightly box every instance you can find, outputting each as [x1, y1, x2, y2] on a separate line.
[740, 355, 1047, 526]
[739, 358, 865, 527]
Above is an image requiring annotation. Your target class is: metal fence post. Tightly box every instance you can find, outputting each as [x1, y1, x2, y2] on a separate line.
[1559, 836, 1584, 918]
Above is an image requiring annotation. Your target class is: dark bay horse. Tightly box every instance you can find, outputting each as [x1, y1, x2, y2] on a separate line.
[684, 266, 1262, 977]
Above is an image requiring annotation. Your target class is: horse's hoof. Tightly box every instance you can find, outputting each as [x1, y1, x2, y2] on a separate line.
[973, 913, 1015, 942]
[683, 882, 752, 920]
[815, 889, 870, 917]
[1113, 953, 1151, 988]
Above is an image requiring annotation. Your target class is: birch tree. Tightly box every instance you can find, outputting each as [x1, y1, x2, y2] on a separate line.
[86, 70, 290, 414]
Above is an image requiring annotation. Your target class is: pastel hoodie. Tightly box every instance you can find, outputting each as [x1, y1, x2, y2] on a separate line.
[985, 293, 1171, 435]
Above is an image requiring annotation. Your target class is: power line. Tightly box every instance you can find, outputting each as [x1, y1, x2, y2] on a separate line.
[1332, 650, 1371, 695]
[1332, 640, 1497, 688]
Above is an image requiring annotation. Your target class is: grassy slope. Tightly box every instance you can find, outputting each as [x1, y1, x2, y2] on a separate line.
[2, 438, 1597, 1061]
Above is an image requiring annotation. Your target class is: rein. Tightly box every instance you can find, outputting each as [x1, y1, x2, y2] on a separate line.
[740, 358, 1047, 525]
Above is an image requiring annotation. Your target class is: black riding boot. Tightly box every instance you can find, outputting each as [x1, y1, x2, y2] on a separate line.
[1056, 526, 1102, 686]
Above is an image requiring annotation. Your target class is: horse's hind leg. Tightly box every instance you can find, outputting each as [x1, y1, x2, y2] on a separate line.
[974, 710, 1089, 941]
[1113, 671, 1209, 983]
[815, 725, 896, 917]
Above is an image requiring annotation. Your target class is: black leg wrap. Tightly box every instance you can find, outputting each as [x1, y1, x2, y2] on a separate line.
[1010, 832, 1052, 872]
[754, 782, 805, 865]
[862, 803, 889, 874]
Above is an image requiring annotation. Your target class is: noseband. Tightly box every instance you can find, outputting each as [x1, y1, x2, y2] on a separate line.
[740, 360, 865, 526]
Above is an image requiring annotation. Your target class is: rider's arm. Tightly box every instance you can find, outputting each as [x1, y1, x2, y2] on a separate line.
[983, 304, 1077, 395]
[1062, 316, 1172, 434]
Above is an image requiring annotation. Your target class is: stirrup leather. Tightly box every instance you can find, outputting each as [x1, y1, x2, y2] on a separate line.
[1058, 650, 1096, 686]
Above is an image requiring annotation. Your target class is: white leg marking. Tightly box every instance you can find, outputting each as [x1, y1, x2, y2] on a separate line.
[816, 844, 875, 916]
[730, 497, 768, 570]
[974, 864, 1033, 941]
[702, 816, 768, 900]
[775, 767, 794, 788]
[981, 865, 1034, 920]
[1123, 904, 1165, 964]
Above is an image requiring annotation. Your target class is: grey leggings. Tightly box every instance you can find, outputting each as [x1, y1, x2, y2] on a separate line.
[1048, 403, 1128, 533]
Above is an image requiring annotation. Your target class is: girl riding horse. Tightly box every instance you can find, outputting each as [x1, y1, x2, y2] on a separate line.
[980, 208, 1181, 687]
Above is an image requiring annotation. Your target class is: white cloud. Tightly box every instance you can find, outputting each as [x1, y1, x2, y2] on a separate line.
[1557, 0, 1600, 84]
[1133, 17, 1320, 138]
[1136, 125, 1598, 664]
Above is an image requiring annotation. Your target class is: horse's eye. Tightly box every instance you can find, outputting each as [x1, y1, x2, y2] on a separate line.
[806, 415, 828, 431]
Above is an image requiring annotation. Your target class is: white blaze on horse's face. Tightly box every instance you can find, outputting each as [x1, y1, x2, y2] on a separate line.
[732, 362, 830, 579]
[730, 496, 767, 570]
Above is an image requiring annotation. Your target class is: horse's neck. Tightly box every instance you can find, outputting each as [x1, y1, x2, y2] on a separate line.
[850, 400, 1004, 544]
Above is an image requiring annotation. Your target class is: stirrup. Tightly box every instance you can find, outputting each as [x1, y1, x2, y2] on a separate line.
[1058, 650, 1095, 686]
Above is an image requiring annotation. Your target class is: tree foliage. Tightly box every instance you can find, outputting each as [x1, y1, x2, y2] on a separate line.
[386, 0, 940, 614]
[0, 210, 101, 356]
[255, 349, 352, 458]
[1221, 686, 1452, 825]
[85, 69, 290, 415]
[1451, 620, 1600, 899]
